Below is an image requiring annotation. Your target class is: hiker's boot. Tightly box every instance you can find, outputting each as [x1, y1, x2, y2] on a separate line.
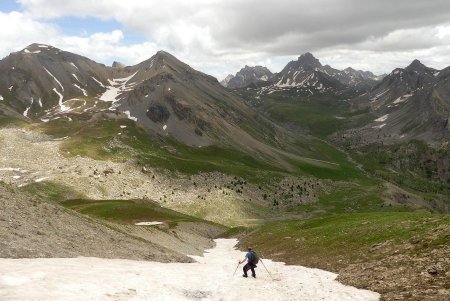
[242, 274, 248, 278]
[252, 274, 256, 278]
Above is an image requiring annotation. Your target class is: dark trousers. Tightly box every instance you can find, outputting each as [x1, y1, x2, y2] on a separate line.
[243, 262, 256, 277]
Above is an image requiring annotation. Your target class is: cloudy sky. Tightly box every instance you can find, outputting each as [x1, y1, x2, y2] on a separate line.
[1, 0, 450, 79]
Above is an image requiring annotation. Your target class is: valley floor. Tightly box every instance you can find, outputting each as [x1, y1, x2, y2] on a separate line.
[0, 239, 379, 301]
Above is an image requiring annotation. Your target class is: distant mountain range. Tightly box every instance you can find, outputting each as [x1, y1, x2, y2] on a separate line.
[0, 44, 449, 149]
[222, 52, 383, 94]
[224, 52, 450, 144]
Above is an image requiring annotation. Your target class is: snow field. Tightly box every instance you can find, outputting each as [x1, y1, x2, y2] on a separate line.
[0, 239, 379, 301]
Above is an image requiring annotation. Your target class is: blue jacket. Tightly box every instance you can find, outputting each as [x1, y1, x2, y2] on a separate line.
[245, 251, 254, 263]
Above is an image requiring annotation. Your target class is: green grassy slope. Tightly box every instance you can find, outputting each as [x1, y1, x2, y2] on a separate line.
[236, 212, 449, 269]
[62, 199, 210, 226]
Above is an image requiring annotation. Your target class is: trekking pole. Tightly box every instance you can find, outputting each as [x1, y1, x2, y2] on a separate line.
[259, 255, 274, 280]
[233, 261, 240, 276]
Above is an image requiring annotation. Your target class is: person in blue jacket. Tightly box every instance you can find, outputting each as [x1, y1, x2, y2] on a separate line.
[239, 247, 256, 278]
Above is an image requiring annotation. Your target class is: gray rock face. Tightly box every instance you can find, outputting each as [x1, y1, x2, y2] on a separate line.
[220, 74, 234, 87]
[146, 103, 170, 123]
[226, 66, 273, 89]
[112, 61, 126, 68]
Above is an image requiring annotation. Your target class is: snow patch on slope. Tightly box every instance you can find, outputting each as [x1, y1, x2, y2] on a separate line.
[91, 77, 105, 88]
[393, 94, 413, 104]
[372, 123, 386, 129]
[124, 110, 137, 121]
[43, 67, 64, 92]
[0, 239, 379, 301]
[69, 62, 79, 70]
[100, 71, 139, 103]
[72, 73, 79, 81]
[73, 84, 88, 96]
[23, 98, 34, 117]
[52, 88, 69, 112]
[375, 114, 389, 122]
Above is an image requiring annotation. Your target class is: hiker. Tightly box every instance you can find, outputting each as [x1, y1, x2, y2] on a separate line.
[239, 247, 257, 278]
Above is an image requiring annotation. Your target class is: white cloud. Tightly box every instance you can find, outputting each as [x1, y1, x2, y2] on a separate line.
[4, 0, 450, 79]
[0, 11, 59, 56]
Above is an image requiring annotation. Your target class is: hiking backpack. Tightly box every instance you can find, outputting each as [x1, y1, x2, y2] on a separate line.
[251, 251, 259, 265]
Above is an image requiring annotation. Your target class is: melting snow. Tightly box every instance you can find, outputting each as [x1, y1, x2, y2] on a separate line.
[73, 84, 88, 96]
[372, 123, 386, 129]
[0, 239, 379, 301]
[23, 97, 34, 117]
[0, 167, 27, 173]
[8, 86, 13, 91]
[72, 73, 79, 81]
[38, 98, 42, 108]
[100, 71, 139, 103]
[52, 88, 69, 111]
[43, 67, 64, 92]
[135, 221, 163, 226]
[370, 89, 389, 102]
[34, 177, 49, 183]
[69, 62, 79, 70]
[120, 125, 127, 129]
[124, 110, 137, 122]
[163, 124, 167, 130]
[393, 94, 413, 104]
[91, 77, 105, 88]
[0, 95, 3, 101]
[375, 114, 389, 122]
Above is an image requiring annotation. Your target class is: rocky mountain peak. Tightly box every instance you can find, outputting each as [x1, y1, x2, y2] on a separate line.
[19, 43, 57, 55]
[405, 59, 430, 73]
[220, 74, 235, 87]
[155, 50, 173, 59]
[112, 61, 126, 68]
[297, 52, 322, 69]
[226, 65, 273, 89]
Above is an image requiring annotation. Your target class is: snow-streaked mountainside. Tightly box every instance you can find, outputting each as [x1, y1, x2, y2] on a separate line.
[222, 53, 383, 94]
[338, 59, 450, 145]
[258, 52, 382, 95]
[0, 44, 287, 151]
[223, 65, 274, 89]
[1, 44, 448, 149]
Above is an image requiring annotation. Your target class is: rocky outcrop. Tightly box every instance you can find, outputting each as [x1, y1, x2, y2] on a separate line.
[226, 66, 273, 89]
